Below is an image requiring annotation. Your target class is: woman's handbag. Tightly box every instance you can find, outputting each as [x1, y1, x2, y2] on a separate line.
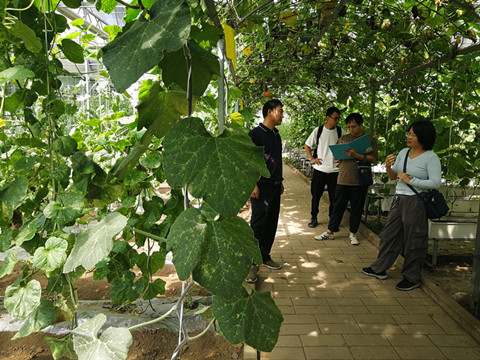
[357, 155, 373, 186]
[403, 149, 449, 219]
[415, 189, 450, 219]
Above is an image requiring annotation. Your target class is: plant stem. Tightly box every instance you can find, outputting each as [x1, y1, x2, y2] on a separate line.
[125, 227, 166, 243]
[127, 280, 195, 331]
[188, 318, 215, 340]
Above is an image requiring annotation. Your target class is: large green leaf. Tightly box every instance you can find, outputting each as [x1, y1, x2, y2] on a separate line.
[136, 84, 189, 138]
[141, 196, 164, 229]
[53, 136, 78, 156]
[142, 278, 165, 300]
[63, 212, 128, 273]
[0, 177, 29, 226]
[72, 152, 96, 175]
[15, 214, 46, 246]
[212, 291, 283, 352]
[167, 206, 262, 296]
[43, 190, 85, 226]
[33, 237, 68, 276]
[159, 40, 219, 97]
[0, 250, 18, 278]
[110, 271, 145, 304]
[11, 19, 42, 53]
[0, 66, 35, 84]
[98, 0, 117, 14]
[60, 39, 84, 63]
[5, 279, 42, 319]
[163, 117, 270, 217]
[101, 0, 191, 92]
[45, 335, 77, 360]
[72, 313, 132, 360]
[0, 229, 13, 252]
[12, 299, 55, 339]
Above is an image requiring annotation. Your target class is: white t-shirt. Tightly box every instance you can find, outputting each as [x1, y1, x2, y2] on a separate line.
[305, 126, 343, 173]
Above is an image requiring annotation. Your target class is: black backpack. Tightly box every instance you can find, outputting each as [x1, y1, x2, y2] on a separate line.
[313, 125, 342, 158]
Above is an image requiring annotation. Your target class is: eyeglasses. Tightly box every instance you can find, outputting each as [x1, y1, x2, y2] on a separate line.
[329, 116, 341, 121]
[405, 132, 417, 138]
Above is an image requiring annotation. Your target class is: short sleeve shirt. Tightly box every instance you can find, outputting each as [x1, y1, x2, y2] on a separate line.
[305, 126, 344, 173]
[249, 123, 283, 181]
[337, 133, 378, 186]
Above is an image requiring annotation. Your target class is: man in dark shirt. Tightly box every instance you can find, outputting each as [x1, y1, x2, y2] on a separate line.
[246, 99, 284, 282]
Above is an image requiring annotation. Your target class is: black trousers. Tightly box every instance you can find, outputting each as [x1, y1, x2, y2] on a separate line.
[328, 184, 368, 234]
[250, 181, 282, 263]
[310, 170, 338, 218]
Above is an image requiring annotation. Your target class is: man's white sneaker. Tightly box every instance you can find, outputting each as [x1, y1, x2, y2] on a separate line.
[315, 231, 334, 241]
[349, 234, 359, 245]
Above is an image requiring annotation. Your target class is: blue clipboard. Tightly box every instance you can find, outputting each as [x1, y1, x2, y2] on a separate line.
[329, 134, 372, 160]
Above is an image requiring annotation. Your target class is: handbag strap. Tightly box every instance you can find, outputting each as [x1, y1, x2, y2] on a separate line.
[403, 149, 423, 198]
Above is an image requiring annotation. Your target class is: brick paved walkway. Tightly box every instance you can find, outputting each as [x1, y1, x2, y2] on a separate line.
[244, 163, 480, 360]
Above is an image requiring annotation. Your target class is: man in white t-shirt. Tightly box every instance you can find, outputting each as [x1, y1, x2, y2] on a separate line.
[304, 107, 343, 228]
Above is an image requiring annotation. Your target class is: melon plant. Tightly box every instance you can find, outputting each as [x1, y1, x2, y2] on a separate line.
[0, 0, 283, 358]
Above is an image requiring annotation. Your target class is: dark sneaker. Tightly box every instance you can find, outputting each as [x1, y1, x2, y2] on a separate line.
[245, 264, 259, 283]
[362, 267, 387, 280]
[263, 259, 282, 270]
[308, 218, 318, 228]
[396, 278, 420, 291]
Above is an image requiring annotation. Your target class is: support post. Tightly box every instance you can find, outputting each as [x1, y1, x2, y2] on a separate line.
[470, 210, 480, 303]
[217, 38, 226, 135]
[370, 87, 376, 135]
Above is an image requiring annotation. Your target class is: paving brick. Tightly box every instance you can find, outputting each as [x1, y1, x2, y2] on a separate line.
[396, 297, 437, 307]
[343, 334, 390, 346]
[307, 289, 343, 298]
[403, 305, 446, 315]
[438, 347, 480, 359]
[301, 334, 345, 346]
[353, 314, 395, 324]
[326, 297, 364, 306]
[283, 314, 318, 324]
[349, 346, 400, 359]
[386, 334, 435, 347]
[358, 323, 405, 335]
[294, 305, 333, 315]
[330, 305, 371, 315]
[275, 335, 303, 347]
[293, 298, 329, 306]
[280, 323, 320, 336]
[367, 305, 409, 315]
[391, 314, 436, 324]
[431, 314, 468, 334]
[318, 323, 362, 335]
[394, 346, 446, 359]
[304, 346, 353, 359]
[260, 347, 307, 360]
[315, 314, 355, 324]
[360, 297, 401, 306]
[429, 334, 480, 347]
[340, 289, 377, 298]
[399, 324, 446, 335]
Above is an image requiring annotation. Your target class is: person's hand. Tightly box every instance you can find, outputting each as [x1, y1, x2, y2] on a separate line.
[385, 154, 395, 168]
[397, 172, 411, 184]
[251, 184, 260, 199]
[343, 148, 357, 158]
[312, 157, 322, 165]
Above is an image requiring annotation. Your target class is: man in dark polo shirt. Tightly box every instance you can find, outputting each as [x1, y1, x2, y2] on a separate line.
[246, 99, 284, 283]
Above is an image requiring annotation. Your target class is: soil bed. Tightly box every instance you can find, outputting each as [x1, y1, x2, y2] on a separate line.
[0, 262, 243, 360]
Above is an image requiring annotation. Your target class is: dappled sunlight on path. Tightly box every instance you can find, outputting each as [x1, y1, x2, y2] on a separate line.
[244, 162, 480, 360]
